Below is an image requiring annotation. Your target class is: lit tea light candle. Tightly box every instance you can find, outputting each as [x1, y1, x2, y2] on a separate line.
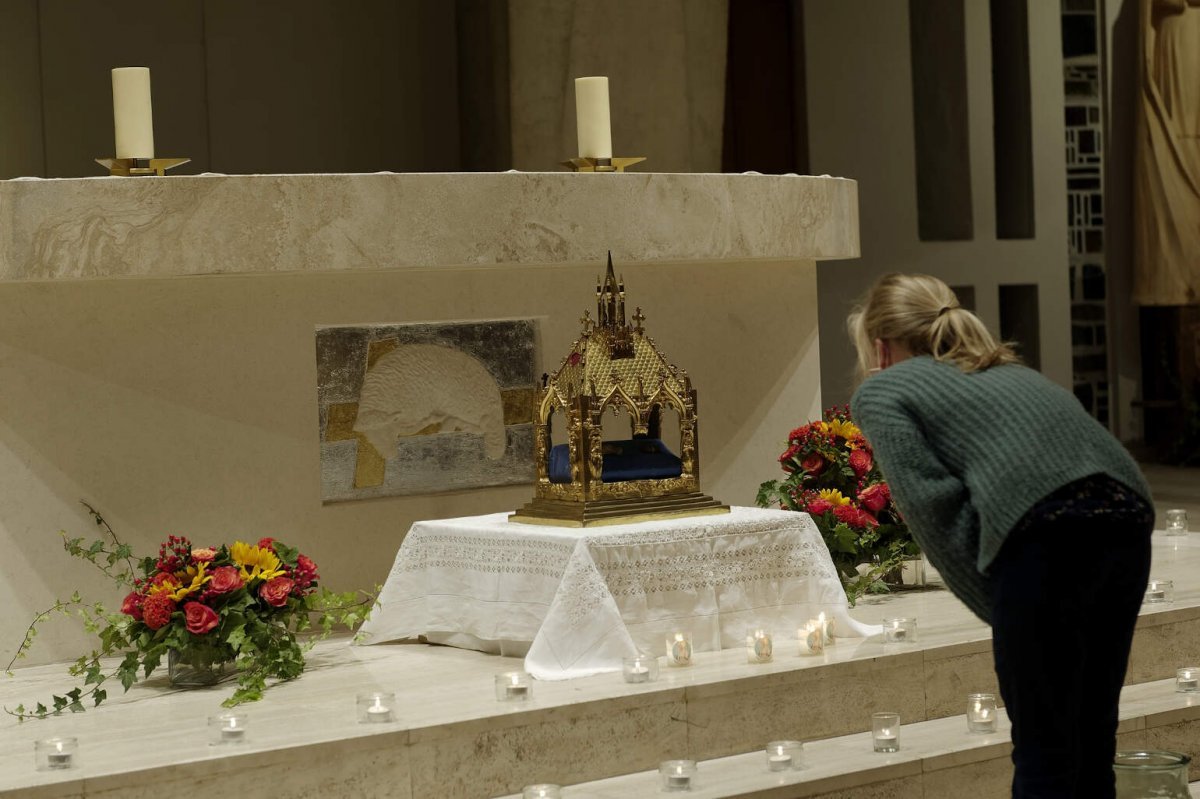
[872, 711, 900, 752]
[222, 718, 245, 741]
[797, 622, 825, 656]
[666, 632, 694, 667]
[883, 617, 917, 644]
[208, 712, 248, 745]
[764, 740, 803, 772]
[623, 653, 659, 684]
[659, 759, 696, 792]
[1145, 579, 1173, 604]
[746, 628, 774, 663]
[966, 693, 998, 734]
[522, 784, 562, 799]
[818, 611, 835, 644]
[495, 671, 533, 701]
[357, 691, 395, 723]
[1177, 667, 1199, 693]
[1165, 508, 1188, 535]
[37, 738, 75, 770]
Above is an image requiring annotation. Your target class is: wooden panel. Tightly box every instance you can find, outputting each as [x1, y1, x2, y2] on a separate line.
[0, 0, 45, 178]
[203, 0, 460, 174]
[37, 0, 209, 178]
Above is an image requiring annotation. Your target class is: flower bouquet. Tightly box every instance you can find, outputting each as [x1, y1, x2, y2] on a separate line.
[5, 504, 373, 720]
[756, 407, 919, 603]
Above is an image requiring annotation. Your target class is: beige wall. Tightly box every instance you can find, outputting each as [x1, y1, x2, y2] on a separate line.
[804, 0, 1072, 405]
[0, 259, 822, 666]
[508, 0, 728, 173]
[0, 0, 461, 178]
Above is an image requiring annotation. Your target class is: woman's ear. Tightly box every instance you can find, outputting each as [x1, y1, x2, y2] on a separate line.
[874, 338, 888, 370]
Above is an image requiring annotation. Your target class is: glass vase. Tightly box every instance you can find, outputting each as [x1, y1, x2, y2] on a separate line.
[168, 648, 232, 688]
[1113, 751, 1190, 799]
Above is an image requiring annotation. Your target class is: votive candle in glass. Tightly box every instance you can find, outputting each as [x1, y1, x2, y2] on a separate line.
[35, 737, 77, 771]
[495, 671, 533, 701]
[883, 618, 917, 644]
[819, 611, 836, 644]
[872, 711, 900, 752]
[209, 712, 248, 744]
[746, 628, 774, 664]
[357, 691, 395, 723]
[797, 623, 825, 656]
[1165, 508, 1189, 535]
[522, 785, 562, 799]
[666, 632, 694, 667]
[764, 740, 804, 771]
[659, 759, 696, 792]
[1177, 666, 1199, 693]
[1145, 579, 1174, 604]
[623, 653, 660, 684]
[966, 693, 998, 733]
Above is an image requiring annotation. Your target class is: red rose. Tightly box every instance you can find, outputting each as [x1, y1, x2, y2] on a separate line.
[833, 503, 878, 529]
[859, 482, 891, 513]
[257, 537, 276, 550]
[801, 453, 826, 475]
[206, 565, 243, 596]
[120, 591, 143, 621]
[142, 593, 176, 630]
[259, 576, 294, 607]
[848, 448, 873, 478]
[806, 497, 834, 516]
[183, 601, 219, 635]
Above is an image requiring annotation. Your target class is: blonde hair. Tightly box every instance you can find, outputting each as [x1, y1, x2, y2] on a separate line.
[847, 273, 1019, 379]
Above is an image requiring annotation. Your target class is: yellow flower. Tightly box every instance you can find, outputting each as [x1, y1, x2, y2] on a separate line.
[230, 541, 285, 583]
[169, 562, 211, 601]
[818, 489, 851, 506]
[826, 418, 861, 441]
[145, 574, 182, 599]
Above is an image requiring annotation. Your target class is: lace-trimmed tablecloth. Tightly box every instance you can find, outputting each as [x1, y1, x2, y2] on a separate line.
[358, 506, 876, 679]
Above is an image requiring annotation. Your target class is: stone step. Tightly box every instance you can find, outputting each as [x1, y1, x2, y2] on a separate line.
[2, 533, 1196, 798]
[498, 676, 1200, 798]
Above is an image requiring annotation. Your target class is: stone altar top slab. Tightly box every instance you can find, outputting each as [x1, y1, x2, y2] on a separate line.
[0, 172, 858, 282]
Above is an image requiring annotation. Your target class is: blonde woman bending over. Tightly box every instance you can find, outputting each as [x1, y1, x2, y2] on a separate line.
[848, 273, 1152, 799]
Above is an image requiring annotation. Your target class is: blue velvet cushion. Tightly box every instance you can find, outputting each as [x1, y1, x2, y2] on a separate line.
[548, 439, 683, 484]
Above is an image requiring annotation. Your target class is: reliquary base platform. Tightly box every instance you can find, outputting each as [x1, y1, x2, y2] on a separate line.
[509, 492, 730, 528]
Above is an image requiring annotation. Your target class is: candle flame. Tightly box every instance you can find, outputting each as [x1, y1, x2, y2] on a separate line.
[818, 612, 827, 623]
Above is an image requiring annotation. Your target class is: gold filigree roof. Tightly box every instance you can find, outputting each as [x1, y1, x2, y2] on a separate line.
[545, 254, 689, 408]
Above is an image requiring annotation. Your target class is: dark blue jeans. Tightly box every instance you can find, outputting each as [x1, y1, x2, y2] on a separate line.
[990, 513, 1152, 799]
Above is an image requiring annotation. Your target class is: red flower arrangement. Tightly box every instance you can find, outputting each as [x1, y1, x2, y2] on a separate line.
[757, 406, 919, 602]
[7, 506, 374, 720]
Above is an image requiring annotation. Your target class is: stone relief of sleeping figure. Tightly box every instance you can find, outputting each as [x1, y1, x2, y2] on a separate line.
[353, 343, 507, 461]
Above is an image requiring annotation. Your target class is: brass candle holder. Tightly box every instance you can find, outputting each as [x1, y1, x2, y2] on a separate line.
[561, 156, 646, 173]
[95, 157, 190, 177]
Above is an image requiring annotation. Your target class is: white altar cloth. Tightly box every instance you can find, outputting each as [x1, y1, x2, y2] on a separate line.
[358, 506, 877, 680]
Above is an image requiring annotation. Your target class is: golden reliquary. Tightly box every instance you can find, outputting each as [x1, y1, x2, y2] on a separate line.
[510, 254, 729, 527]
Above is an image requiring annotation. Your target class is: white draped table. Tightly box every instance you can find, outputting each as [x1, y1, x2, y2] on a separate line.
[358, 506, 876, 679]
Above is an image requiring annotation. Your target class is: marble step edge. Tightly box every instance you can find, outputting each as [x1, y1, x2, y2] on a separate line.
[495, 677, 1200, 799]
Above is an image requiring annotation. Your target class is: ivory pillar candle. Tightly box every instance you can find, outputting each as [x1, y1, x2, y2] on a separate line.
[112, 67, 154, 159]
[574, 77, 613, 159]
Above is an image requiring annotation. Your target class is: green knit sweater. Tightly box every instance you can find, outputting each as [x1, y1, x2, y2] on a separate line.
[850, 356, 1152, 622]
